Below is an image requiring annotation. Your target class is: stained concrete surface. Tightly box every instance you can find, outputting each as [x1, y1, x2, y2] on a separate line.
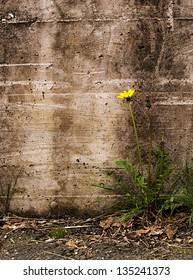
[0, 0, 193, 216]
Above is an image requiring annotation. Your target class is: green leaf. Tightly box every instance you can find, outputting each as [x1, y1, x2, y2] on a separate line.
[115, 159, 129, 172]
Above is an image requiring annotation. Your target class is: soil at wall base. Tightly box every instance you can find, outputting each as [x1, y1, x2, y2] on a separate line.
[1, 213, 193, 260]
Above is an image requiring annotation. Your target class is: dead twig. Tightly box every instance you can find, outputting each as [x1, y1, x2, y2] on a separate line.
[63, 225, 93, 229]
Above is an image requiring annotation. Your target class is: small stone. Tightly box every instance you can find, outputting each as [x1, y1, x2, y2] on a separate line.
[50, 201, 57, 209]
[188, 238, 193, 244]
[175, 238, 182, 243]
[7, 13, 14, 20]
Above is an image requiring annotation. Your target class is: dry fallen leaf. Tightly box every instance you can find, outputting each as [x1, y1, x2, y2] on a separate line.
[112, 218, 122, 228]
[135, 229, 150, 235]
[99, 217, 114, 230]
[148, 227, 163, 236]
[125, 230, 139, 240]
[66, 240, 78, 248]
[164, 224, 177, 240]
[3, 221, 38, 230]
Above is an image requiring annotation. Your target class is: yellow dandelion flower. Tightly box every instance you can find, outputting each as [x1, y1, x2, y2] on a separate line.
[117, 88, 135, 100]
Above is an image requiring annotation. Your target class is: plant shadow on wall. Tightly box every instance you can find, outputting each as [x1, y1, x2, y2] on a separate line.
[0, 166, 22, 217]
[97, 89, 193, 227]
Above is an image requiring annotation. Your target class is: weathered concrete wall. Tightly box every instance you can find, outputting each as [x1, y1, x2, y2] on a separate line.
[0, 0, 193, 216]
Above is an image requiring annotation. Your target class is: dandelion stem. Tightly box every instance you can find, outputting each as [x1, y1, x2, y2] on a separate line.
[147, 109, 153, 187]
[160, 133, 165, 176]
[128, 102, 144, 176]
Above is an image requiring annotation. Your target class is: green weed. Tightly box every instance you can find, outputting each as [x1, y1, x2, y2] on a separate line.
[174, 150, 193, 227]
[97, 89, 192, 221]
[51, 228, 70, 238]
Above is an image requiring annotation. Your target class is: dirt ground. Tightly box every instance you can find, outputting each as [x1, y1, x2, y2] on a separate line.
[1, 213, 193, 260]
